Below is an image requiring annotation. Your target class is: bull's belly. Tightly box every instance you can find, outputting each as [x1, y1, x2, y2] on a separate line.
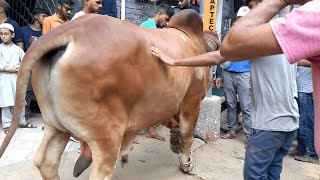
[46, 74, 183, 139]
[51, 85, 182, 134]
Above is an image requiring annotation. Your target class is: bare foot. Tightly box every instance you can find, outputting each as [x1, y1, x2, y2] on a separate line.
[133, 139, 139, 144]
[146, 133, 165, 141]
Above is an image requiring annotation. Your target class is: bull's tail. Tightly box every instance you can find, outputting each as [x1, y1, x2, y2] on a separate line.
[0, 30, 73, 157]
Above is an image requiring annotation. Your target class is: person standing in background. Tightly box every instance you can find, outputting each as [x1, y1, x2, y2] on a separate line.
[22, 8, 49, 51]
[288, 60, 319, 164]
[0, 0, 23, 49]
[72, 0, 102, 20]
[42, 0, 74, 35]
[99, 0, 117, 18]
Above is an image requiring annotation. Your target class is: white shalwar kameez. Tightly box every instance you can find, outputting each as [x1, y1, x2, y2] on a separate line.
[0, 43, 26, 128]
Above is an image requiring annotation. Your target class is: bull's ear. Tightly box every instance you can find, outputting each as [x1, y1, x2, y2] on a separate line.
[203, 30, 220, 52]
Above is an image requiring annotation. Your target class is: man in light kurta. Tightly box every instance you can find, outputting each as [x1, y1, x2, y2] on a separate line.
[0, 23, 36, 133]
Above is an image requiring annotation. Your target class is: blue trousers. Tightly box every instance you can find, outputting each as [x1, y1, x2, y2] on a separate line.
[244, 129, 297, 180]
[297, 92, 317, 157]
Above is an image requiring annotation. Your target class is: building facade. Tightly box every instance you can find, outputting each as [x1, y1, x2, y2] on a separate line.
[6, 0, 246, 28]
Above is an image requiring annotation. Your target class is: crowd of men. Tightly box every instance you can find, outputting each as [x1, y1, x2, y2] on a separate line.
[0, 0, 318, 179]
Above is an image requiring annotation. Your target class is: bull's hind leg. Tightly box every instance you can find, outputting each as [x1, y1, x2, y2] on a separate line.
[178, 98, 202, 175]
[88, 133, 123, 180]
[32, 56, 70, 179]
[120, 130, 139, 164]
[33, 126, 70, 180]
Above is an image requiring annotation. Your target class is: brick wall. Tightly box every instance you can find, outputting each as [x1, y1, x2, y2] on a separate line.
[35, 0, 158, 25]
[119, 0, 156, 25]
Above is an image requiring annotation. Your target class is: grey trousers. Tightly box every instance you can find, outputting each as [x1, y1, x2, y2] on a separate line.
[1, 106, 26, 129]
[223, 70, 252, 136]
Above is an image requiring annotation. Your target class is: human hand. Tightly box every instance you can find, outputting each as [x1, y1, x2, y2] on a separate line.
[151, 46, 176, 66]
[4, 66, 18, 73]
[215, 77, 222, 88]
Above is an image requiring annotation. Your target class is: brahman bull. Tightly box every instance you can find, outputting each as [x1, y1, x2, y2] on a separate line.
[0, 9, 219, 179]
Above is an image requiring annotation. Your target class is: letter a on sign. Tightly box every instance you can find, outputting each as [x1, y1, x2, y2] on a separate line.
[203, 0, 217, 31]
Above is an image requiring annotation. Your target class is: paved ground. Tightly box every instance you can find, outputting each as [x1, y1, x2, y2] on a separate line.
[0, 113, 80, 167]
[0, 114, 319, 180]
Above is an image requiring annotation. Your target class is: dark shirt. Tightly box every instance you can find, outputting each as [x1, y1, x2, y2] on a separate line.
[21, 26, 42, 51]
[99, 0, 117, 18]
[175, 4, 200, 13]
[216, 65, 222, 78]
[186, 4, 200, 13]
[0, 18, 23, 44]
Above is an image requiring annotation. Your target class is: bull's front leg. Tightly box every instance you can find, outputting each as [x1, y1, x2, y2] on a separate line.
[178, 101, 202, 175]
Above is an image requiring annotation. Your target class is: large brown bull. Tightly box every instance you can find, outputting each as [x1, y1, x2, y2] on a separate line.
[0, 10, 219, 179]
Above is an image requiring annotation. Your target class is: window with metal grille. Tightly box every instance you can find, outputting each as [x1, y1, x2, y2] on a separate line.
[6, 0, 82, 26]
[6, 0, 36, 26]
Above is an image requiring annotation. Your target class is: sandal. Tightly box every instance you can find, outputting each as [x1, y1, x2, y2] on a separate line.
[4, 128, 9, 134]
[133, 139, 139, 144]
[220, 130, 236, 139]
[146, 133, 166, 141]
[19, 123, 37, 128]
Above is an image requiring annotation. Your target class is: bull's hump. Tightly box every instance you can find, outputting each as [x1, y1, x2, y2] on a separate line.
[167, 9, 203, 37]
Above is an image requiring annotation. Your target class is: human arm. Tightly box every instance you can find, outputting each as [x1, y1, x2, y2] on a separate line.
[215, 77, 222, 88]
[221, 0, 285, 60]
[215, 65, 222, 78]
[151, 46, 226, 66]
[297, 59, 311, 67]
[42, 18, 51, 35]
[215, 65, 222, 88]
[221, 0, 311, 60]
[15, 48, 25, 71]
[0, 54, 16, 73]
[16, 42, 24, 49]
[2, 66, 18, 73]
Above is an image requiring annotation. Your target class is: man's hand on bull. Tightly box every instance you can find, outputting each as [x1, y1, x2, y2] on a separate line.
[151, 46, 226, 67]
[151, 46, 177, 66]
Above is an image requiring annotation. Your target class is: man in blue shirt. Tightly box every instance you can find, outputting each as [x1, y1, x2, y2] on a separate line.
[220, 7, 252, 140]
[140, 3, 174, 141]
[140, 3, 175, 29]
[22, 8, 49, 52]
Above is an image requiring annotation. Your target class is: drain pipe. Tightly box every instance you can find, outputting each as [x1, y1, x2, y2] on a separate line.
[121, 0, 125, 20]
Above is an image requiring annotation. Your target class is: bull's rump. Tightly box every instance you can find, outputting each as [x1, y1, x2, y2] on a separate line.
[29, 14, 206, 134]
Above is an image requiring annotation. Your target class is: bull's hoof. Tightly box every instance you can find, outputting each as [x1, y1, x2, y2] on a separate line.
[121, 154, 129, 168]
[73, 155, 92, 177]
[170, 129, 181, 154]
[121, 154, 129, 163]
[179, 157, 197, 175]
